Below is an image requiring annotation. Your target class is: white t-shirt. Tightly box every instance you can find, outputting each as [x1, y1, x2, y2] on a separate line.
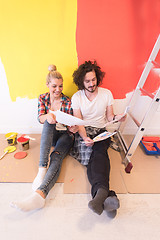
[71, 87, 114, 128]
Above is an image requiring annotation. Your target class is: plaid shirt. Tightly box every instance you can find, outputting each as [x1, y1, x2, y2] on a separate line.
[70, 126, 107, 165]
[38, 92, 73, 122]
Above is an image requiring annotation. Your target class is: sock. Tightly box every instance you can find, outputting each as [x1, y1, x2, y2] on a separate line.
[104, 196, 120, 218]
[106, 210, 117, 218]
[88, 188, 108, 215]
[32, 167, 47, 191]
[10, 192, 45, 212]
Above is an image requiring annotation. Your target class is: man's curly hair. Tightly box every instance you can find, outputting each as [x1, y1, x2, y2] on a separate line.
[72, 60, 105, 90]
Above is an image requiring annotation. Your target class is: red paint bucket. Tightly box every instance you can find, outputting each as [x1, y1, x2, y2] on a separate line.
[17, 136, 30, 151]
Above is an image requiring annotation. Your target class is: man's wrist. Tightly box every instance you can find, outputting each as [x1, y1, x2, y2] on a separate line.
[113, 114, 116, 121]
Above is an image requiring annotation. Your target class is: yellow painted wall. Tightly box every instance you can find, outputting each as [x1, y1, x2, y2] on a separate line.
[0, 0, 78, 101]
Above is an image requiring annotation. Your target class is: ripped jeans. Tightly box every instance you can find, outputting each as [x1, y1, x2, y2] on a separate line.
[37, 120, 74, 196]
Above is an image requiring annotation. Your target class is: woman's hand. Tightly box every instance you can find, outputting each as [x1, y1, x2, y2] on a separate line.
[83, 137, 94, 147]
[46, 113, 56, 124]
[68, 125, 79, 133]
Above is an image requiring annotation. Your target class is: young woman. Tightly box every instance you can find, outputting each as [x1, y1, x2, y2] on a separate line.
[11, 65, 77, 212]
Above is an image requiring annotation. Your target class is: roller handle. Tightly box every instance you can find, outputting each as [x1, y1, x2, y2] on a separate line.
[0, 150, 8, 160]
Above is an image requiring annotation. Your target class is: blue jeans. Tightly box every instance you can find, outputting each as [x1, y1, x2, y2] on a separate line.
[37, 120, 74, 196]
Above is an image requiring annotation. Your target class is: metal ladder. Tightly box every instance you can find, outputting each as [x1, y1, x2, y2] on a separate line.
[116, 34, 160, 173]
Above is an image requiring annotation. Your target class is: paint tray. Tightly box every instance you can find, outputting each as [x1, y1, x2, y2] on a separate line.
[140, 136, 160, 155]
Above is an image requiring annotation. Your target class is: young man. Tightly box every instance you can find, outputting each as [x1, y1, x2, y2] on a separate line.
[70, 60, 125, 217]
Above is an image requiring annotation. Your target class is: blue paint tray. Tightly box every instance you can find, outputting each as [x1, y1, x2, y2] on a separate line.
[140, 140, 160, 155]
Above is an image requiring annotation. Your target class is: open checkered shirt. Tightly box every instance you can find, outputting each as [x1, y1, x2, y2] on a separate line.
[38, 92, 73, 122]
[70, 126, 107, 165]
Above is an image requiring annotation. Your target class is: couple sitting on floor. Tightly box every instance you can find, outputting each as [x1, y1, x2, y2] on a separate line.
[11, 60, 126, 217]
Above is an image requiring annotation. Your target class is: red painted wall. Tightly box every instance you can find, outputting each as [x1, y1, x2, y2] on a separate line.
[76, 0, 160, 99]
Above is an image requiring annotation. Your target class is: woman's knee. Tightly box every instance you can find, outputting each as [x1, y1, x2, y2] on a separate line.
[65, 133, 75, 147]
[43, 120, 56, 129]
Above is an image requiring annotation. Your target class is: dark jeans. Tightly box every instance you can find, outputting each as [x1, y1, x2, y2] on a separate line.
[87, 137, 116, 198]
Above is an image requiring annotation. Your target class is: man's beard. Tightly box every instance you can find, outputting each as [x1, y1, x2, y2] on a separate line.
[84, 85, 97, 93]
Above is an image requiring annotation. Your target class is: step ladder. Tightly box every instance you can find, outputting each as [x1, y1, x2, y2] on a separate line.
[116, 34, 160, 174]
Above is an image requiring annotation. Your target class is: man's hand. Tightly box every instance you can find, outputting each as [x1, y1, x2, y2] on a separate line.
[115, 114, 127, 122]
[83, 137, 94, 147]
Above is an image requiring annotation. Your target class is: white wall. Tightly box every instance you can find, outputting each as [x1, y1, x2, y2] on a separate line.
[0, 59, 160, 135]
[111, 93, 160, 136]
[0, 59, 42, 135]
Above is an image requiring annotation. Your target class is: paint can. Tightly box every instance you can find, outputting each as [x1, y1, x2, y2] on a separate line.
[5, 132, 18, 146]
[17, 136, 30, 151]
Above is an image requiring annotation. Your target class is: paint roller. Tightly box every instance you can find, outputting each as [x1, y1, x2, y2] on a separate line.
[142, 136, 160, 154]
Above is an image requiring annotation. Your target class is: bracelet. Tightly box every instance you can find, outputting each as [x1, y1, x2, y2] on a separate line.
[113, 115, 116, 121]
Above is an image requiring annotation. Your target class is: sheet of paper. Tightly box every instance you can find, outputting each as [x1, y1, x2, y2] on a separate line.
[50, 110, 88, 126]
[93, 131, 117, 142]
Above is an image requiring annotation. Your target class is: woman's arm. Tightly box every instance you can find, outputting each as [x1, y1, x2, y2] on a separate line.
[38, 94, 56, 124]
[39, 113, 56, 124]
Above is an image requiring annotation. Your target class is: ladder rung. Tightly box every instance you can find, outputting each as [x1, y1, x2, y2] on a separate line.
[151, 60, 160, 68]
[128, 112, 140, 127]
[139, 88, 155, 99]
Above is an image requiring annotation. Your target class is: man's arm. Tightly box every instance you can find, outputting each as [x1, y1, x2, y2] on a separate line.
[106, 105, 115, 121]
[106, 105, 127, 122]
[73, 109, 94, 146]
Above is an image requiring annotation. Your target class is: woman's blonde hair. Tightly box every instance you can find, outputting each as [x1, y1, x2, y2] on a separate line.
[46, 64, 63, 84]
